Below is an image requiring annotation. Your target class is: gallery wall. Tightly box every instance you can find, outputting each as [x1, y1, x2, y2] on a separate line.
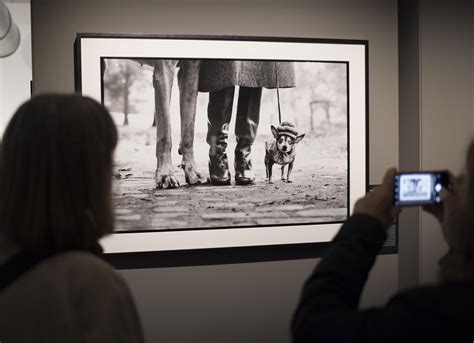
[398, 0, 421, 290]
[31, 0, 399, 342]
[418, 0, 474, 284]
[398, 0, 474, 288]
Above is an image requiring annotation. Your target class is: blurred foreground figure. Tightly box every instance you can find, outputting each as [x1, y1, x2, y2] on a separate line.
[292, 143, 474, 342]
[0, 94, 144, 343]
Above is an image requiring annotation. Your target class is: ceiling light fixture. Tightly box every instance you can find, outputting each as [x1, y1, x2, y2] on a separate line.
[0, 1, 20, 58]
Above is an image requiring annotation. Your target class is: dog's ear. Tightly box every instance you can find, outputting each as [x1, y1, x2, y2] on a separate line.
[294, 134, 305, 144]
[271, 125, 279, 139]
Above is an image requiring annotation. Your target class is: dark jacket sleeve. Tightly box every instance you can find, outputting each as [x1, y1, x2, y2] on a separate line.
[291, 214, 392, 342]
[291, 214, 474, 342]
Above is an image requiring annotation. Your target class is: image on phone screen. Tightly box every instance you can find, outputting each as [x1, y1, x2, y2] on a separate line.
[394, 172, 447, 206]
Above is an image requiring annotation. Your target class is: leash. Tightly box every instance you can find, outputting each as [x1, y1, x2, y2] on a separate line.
[274, 61, 282, 124]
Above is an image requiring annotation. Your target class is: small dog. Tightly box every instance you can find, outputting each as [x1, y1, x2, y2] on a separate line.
[265, 122, 305, 184]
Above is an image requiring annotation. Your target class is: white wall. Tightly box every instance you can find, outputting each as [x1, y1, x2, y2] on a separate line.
[0, 2, 31, 135]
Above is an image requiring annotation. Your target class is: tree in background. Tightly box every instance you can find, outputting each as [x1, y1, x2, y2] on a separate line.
[103, 59, 150, 126]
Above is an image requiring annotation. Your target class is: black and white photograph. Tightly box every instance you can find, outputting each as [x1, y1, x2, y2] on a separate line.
[75, 35, 367, 252]
[399, 174, 432, 201]
[102, 58, 348, 232]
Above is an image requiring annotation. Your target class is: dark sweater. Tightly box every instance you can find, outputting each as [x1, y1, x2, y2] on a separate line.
[291, 214, 474, 343]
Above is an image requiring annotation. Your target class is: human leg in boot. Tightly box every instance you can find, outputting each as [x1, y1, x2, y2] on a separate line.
[206, 86, 234, 185]
[234, 87, 262, 185]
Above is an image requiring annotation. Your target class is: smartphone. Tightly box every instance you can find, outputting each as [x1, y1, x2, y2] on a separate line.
[394, 171, 449, 206]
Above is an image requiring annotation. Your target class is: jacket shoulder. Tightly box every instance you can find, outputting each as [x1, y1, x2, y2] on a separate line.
[52, 251, 124, 287]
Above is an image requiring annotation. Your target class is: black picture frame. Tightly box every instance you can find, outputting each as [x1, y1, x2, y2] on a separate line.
[74, 33, 374, 264]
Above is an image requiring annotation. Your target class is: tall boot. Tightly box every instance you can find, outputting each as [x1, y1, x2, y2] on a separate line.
[234, 87, 262, 185]
[207, 87, 234, 185]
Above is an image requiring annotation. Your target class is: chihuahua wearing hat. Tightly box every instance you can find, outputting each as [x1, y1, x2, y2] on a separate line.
[265, 122, 305, 184]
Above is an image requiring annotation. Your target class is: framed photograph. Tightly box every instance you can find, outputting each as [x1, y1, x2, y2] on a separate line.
[74, 33, 368, 254]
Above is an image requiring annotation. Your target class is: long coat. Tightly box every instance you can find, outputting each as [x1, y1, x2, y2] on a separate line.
[199, 60, 296, 93]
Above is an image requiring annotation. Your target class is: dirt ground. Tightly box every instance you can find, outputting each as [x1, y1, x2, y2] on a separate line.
[112, 124, 348, 232]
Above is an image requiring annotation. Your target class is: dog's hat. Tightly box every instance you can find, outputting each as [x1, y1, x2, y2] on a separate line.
[276, 121, 298, 139]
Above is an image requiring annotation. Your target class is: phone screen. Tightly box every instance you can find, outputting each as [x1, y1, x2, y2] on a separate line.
[394, 172, 449, 206]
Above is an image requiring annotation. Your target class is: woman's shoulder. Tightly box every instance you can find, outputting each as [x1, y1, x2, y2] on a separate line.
[0, 251, 143, 342]
[0, 250, 122, 293]
[49, 250, 112, 270]
[45, 251, 125, 287]
[37, 251, 138, 321]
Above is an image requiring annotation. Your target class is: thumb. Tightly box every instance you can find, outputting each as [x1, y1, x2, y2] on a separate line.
[381, 167, 397, 192]
[445, 170, 458, 192]
[440, 188, 453, 207]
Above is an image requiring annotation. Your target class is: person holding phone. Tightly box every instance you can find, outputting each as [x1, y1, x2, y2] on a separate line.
[292, 143, 474, 342]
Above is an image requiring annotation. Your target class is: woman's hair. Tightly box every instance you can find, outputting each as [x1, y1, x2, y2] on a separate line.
[0, 94, 117, 253]
[439, 140, 474, 282]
